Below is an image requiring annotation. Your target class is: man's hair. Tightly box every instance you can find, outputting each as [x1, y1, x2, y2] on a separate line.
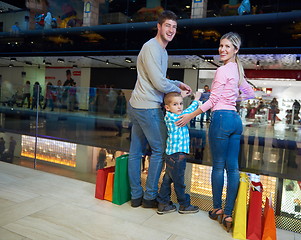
[164, 92, 182, 105]
[158, 10, 177, 25]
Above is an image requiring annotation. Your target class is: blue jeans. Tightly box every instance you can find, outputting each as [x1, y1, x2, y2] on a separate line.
[128, 103, 167, 200]
[209, 110, 242, 216]
[157, 153, 190, 206]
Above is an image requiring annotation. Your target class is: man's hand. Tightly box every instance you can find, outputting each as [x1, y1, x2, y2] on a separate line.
[179, 83, 192, 96]
[181, 90, 191, 98]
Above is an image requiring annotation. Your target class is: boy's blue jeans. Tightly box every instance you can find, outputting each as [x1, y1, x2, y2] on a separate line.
[209, 110, 242, 216]
[157, 153, 190, 207]
[128, 104, 167, 200]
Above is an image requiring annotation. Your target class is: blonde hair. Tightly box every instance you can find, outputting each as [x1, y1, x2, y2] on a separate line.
[164, 92, 182, 105]
[221, 32, 245, 86]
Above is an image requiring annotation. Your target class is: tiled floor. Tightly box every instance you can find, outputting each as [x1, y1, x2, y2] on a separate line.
[0, 162, 300, 240]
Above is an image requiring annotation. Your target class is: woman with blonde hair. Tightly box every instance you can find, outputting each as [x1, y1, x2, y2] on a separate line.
[176, 32, 255, 231]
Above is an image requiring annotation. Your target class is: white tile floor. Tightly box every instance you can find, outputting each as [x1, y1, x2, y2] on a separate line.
[0, 161, 300, 240]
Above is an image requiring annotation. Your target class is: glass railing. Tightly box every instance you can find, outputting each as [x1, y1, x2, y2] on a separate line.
[1, 82, 300, 233]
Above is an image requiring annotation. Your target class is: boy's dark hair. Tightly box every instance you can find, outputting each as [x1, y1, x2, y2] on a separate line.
[66, 69, 71, 75]
[158, 10, 177, 25]
[164, 92, 182, 105]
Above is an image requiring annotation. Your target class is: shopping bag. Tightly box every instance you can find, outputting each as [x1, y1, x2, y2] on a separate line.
[95, 166, 115, 200]
[112, 154, 131, 205]
[247, 181, 263, 240]
[104, 172, 115, 202]
[262, 196, 277, 240]
[233, 172, 250, 239]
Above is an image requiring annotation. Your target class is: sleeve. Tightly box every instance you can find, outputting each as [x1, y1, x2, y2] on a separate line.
[200, 68, 227, 112]
[239, 79, 255, 100]
[183, 101, 199, 114]
[142, 44, 181, 93]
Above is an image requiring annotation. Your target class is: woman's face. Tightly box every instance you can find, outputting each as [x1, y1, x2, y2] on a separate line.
[218, 38, 238, 64]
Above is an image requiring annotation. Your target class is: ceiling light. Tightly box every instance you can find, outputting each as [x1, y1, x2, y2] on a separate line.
[10, 57, 16, 61]
[192, 65, 197, 70]
[106, 60, 109, 64]
[256, 60, 260, 67]
[172, 62, 180, 67]
[9, 64, 14, 67]
[130, 66, 136, 70]
[125, 57, 132, 63]
[45, 62, 52, 66]
[296, 56, 300, 63]
[204, 56, 214, 62]
[43, 60, 46, 64]
[57, 58, 65, 63]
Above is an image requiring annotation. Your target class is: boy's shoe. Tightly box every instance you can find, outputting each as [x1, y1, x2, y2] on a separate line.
[157, 203, 177, 215]
[131, 197, 142, 208]
[178, 205, 199, 214]
[142, 198, 158, 208]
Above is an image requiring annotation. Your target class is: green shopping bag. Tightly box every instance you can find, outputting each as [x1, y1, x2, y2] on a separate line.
[112, 154, 131, 205]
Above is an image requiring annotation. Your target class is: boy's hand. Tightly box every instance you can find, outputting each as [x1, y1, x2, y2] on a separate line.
[194, 91, 202, 101]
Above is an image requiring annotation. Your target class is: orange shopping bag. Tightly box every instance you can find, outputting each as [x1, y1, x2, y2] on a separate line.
[104, 172, 114, 202]
[262, 196, 277, 240]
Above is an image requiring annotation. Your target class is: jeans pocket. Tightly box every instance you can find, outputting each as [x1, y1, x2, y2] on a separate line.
[220, 114, 235, 133]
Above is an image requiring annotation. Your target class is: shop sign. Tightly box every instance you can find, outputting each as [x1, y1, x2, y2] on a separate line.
[73, 71, 81, 76]
[85, 2, 91, 13]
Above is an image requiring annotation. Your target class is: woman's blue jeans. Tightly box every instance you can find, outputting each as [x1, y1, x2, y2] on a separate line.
[209, 110, 242, 216]
[128, 104, 167, 200]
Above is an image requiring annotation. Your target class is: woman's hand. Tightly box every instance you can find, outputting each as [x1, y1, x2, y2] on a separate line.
[176, 113, 193, 127]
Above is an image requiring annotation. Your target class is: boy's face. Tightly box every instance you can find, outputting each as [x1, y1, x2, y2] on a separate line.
[165, 96, 183, 114]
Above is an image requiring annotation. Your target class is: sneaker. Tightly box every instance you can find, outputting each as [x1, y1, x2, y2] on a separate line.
[142, 198, 158, 208]
[131, 197, 142, 208]
[178, 205, 199, 214]
[157, 203, 177, 215]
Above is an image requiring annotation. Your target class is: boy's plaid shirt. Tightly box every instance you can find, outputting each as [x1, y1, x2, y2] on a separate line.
[165, 100, 199, 155]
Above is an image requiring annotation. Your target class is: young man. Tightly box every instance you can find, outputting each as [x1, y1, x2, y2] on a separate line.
[157, 92, 200, 214]
[128, 10, 192, 208]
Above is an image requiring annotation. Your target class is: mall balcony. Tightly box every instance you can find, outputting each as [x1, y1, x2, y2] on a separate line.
[0, 0, 301, 239]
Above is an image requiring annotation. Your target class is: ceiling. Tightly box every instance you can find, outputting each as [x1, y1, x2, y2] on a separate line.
[1, 54, 301, 70]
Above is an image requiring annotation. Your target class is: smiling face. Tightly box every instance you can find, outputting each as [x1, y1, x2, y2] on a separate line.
[218, 38, 238, 64]
[157, 19, 177, 47]
[165, 96, 184, 115]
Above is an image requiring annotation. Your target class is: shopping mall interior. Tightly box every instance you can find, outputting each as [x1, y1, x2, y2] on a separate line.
[0, 0, 300, 239]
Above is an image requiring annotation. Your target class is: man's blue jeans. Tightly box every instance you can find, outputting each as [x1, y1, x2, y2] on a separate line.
[128, 104, 167, 200]
[209, 110, 242, 216]
[157, 153, 190, 206]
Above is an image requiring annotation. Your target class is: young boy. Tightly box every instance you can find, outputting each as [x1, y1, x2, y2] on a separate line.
[157, 91, 201, 214]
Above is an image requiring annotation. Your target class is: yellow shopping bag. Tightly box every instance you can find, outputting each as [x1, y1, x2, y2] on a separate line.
[233, 172, 250, 239]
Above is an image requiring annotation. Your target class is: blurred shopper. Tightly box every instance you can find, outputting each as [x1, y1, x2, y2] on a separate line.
[176, 32, 255, 232]
[21, 81, 31, 108]
[270, 97, 279, 126]
[31, 82, 43, 110]
[44, 12, 53, 29]
[8, 136, 16, 162]
[43, 82, 54, 111]
[199, 84, 211, 128]
[128, 10, 192, 208]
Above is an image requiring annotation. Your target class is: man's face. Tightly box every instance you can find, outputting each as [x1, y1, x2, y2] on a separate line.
[157, 19, 177, 44]
[204, 86, 209, 92]
[165, 96, 184, 115]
